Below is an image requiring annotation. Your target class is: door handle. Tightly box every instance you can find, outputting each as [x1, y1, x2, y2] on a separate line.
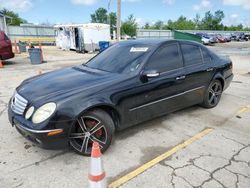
[206, 67, 214, 72]
[176, 75, 186, 80]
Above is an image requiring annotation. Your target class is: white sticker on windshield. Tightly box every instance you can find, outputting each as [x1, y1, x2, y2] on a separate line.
[130, 47, 149, 52]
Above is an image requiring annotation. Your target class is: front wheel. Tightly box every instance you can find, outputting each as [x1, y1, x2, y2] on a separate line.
[201, 80, 223, 108]
[69, 109, 115, 156]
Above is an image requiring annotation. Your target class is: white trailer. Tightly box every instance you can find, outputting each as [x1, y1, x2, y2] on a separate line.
[54, 23, 110, 52]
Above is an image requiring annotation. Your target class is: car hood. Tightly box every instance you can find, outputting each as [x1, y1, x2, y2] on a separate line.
[17, 65, 120, 103]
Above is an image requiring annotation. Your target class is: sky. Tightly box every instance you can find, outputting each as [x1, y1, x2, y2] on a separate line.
[0, 0, 250, 27]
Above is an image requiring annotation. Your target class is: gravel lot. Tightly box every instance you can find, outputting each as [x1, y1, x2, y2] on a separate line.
[0, 42, 250, 188]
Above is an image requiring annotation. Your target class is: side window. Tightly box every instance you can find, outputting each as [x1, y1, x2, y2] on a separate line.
[145, 44, 182, 72]
[202, 49, 212, 64]
[181, 44, 203, 66]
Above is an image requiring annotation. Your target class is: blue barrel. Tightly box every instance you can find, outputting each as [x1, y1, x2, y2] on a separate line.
[18, 42, 26, 53]
[99, 41, 110, 52]
[28, 48, 42, 64]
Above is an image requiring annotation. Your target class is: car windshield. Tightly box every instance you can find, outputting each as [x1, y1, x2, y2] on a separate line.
[86, 43, 152, 74]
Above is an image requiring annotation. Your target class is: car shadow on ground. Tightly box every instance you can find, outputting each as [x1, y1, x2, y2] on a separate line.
[115, 105, 202, 141]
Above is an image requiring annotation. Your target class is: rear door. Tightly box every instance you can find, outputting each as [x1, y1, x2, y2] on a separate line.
[180, 42, 215, 105]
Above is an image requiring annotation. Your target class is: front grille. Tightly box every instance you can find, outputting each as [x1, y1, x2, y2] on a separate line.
[11, 91, 28, 115]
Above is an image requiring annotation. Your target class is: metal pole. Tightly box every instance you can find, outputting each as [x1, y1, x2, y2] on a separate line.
[116, 0, 121, 41]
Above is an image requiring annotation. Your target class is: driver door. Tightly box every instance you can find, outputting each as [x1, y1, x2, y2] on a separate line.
[132, 42, 187, 123]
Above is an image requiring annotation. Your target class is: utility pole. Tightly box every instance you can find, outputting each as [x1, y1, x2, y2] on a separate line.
[116, 0, 121, 41]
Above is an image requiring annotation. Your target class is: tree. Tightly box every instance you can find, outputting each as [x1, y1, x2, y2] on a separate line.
[0, 9, 27, 26]
[90, 8, 117, 34]
[108, 12, 117, 34]
[153, 21, 164, 29]
[200, 10, 224, 30]
[144, 22, 150, 29]
[193, 14, 200, 29]
[121, 14, 137, 37]
[91, 8, 108, 23]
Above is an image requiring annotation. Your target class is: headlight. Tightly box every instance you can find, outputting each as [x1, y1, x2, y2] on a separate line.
[25, 106, 34, 120]
[32, 103, 56, 124]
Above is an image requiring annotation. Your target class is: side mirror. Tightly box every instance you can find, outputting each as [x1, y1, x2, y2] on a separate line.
[143, 70, 160, 78]
[140, 70, 160, 83]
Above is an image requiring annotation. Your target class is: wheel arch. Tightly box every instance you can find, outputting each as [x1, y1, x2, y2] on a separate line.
[212, 73, 225, 90]
[78, 103, 121, 131]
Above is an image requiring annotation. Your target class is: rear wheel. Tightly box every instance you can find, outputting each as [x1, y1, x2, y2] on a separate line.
[69, 109, 115, 156]
[201, 80, 223, 108]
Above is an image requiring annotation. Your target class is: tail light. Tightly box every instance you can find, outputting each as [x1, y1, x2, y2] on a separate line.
[229, 61, 233, 72]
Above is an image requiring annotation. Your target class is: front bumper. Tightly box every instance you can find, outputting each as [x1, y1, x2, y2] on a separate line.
[8, 102, 74, 149]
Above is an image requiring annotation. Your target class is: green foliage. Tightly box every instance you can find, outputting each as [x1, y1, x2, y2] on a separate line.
[108, 12, 117, 34]
[90, 7, 117, 33]
[142, 10, 248, 31]
[91, 8, 108, 23]
[153, 21, 164, 29]
[168, 16, 196, 30]
[200, 10, 224, 30]
[144, 22, 150, 29]
[121, 14, 137, 37]
[0, 9, 27, 26]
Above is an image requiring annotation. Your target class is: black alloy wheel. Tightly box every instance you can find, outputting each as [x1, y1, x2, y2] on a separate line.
[69, 110, 115, 156]
[202, 80, 223, 108]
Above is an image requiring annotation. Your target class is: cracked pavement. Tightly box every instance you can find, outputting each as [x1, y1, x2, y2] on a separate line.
[0, 43, 250, 188]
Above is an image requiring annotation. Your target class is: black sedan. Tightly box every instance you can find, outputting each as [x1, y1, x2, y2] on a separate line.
[8, 40, 233, 155]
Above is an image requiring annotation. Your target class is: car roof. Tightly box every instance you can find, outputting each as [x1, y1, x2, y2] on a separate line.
[116, 39, 203, 49]
[118, 39, 172, 47]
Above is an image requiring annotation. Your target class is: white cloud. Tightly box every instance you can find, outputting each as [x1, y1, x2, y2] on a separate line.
[193, 0, 212, 11]
[223, 0, 250, 10]
[0, 0, 33, 12]
[135, 17, 145, 27]
[162, 0, 175, 5]
[70, 0, 97, 5]
[224, 13, 250, 27]
[230, 13, 238, 19]
[122, 0, 141, 2]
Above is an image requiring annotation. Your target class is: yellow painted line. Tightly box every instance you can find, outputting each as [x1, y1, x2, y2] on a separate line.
[108, 128, 213, 188]
[238, 107, 248, 114]
[17, 37, 55, 42]
[237, 104, 250, 115]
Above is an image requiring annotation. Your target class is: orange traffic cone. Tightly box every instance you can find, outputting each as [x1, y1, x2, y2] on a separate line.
[88, 142, 107, 188]
[38, 69, 42, 75]
[0, 59, 3, 68]
[38, 41, 44, 63]
[14, 40, 19, 54]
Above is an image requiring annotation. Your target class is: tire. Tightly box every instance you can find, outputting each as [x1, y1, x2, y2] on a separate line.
[201, 80, 223, 108]
[69, 109, 115, 156]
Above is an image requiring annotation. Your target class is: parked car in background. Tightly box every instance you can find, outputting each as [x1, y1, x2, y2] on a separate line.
[196, 33, 211, 45]
[222, 34, 232, 42]
[239, 33, 249, 41]
[207, 34, 218, 43]
[216, 34, 226, 43]
[8, 39, 233, 155]
[231, 33, 249, 41]
[0, 31, 14, 61]
[201, 36, 210, 45]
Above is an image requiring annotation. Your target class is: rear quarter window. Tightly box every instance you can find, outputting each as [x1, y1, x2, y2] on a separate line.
[181, 44, 203, 67]
[201, 48, 212, 64]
